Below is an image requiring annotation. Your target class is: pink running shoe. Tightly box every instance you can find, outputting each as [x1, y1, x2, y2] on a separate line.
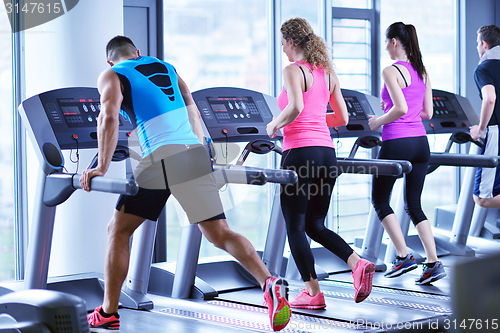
[290, 289, 326, 309]
[352, 258, 376, 303]
[263, 276, 291, 331]
[87, 305, 120, 330]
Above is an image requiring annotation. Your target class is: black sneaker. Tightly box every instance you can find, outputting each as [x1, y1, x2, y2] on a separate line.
[415, 261, 447, 285]
[384, 254, 418, 278]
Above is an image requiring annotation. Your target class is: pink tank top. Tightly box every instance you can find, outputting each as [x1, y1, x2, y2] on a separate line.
[277, 61, 334, 151]
[380, 61, 427, 141]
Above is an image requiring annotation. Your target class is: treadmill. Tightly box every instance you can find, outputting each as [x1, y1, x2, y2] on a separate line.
[356, 89, 499, 264]
[281, 89, 412, 279]
[378, 90, 500, 260]
[318, 89, 498, 331]
[188, 87, 409, 292]
[180, 87, 450, 332]
[0, 88, 145, 311]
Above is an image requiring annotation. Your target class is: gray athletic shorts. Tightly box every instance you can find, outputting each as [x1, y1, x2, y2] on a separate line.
[116, 144, 226, 223]
[474, 125, 500, 198]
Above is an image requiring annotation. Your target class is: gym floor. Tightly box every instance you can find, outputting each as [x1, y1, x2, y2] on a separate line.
[107, 263, 456, 333]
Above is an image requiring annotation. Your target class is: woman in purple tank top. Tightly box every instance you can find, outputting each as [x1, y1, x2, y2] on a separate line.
[266, 17, 376, 309]
[368, 22, 446, 285]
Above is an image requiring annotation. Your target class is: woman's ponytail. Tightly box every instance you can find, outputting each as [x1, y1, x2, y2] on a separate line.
[405, 24, 426, 80]
[386, 22, 427, 80]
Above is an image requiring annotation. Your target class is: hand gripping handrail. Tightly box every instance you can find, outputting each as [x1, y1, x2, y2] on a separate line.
[42, 173, 139, 207]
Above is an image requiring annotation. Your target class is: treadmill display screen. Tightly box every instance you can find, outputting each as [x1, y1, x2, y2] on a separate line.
[207, 96, 264, 123]
[56, 98, 101, 128]
[344, 96, 368, 120]
[433, 96, 457, 118]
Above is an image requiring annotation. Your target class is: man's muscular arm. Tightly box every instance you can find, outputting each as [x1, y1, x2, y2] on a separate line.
[80, 69, 123, 191]
[470, 84, 496, 141]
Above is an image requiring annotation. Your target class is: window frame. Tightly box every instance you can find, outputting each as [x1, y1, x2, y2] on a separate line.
[331, 1, 380, 96]
[11, 6, 28, 281]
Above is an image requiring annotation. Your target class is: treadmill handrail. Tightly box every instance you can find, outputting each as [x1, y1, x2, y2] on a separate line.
[233, 165, 298, 184]
[42, 173, 139, 207]
[213, 164, 267, 185]
[343, 158, 413, 174]
[72, 174, 139, 194]
[213, 164, 298, 186]
[429, 153, 498, 168]
[337, 158, 412, 176]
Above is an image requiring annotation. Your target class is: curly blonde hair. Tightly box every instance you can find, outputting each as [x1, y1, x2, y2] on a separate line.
[281, 17, 333, 73]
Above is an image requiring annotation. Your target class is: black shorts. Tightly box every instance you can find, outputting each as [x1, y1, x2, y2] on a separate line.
[116, 144, 226, 223]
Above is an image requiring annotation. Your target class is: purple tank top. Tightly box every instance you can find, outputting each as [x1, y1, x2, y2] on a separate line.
[380, 61, 427, 141]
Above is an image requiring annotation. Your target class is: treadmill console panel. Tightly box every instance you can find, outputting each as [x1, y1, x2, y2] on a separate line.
[432, 95, 458, 119]
[332, 89, 478, 138]
[204, 96, 265, 124]
[192, 87, 279, 142]
[190, 88, 479, 143]
[329, 89, 381, 138]
[424, 90, 479, 134]
[35, 87, 133, 150]
[344, 96, 369, 121]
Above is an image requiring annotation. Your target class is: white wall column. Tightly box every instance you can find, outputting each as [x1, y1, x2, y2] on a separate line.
[24, 0, 124, 277]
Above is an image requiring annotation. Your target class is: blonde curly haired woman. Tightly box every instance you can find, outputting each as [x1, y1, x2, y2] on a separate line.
[267, 17, 375, 308]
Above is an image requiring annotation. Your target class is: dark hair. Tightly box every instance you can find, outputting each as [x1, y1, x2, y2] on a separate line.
[386, 22, 426, 80]
[281, 17, 333, 73]
[106, 35, 137, 62]
[478, 25, 500, 48]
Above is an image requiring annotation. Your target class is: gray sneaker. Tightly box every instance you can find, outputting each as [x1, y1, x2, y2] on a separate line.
[384, 254, 418, 278]
[415, 261, 447, 285]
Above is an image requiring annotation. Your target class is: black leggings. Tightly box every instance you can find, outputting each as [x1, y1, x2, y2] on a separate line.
[372, 136, 430, 226]
[280, 146, 354, 282]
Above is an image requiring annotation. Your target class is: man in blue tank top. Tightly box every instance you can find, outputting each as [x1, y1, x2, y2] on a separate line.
[80, 36, 290, 331]
[471, 25, 500, 209]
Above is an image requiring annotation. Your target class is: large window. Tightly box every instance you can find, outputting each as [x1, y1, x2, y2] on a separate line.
[332, 0, 371, 9]
[280, 0, 320, 91]
[380, 0, 455, 92]
[332, 17, 374, 94]
[0, 4, 15, 282]
[162, 0, 272, 261]
[163, 0, 270, 93]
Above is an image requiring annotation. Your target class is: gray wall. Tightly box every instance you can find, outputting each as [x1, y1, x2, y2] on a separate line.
[463, 0, 500, 114]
